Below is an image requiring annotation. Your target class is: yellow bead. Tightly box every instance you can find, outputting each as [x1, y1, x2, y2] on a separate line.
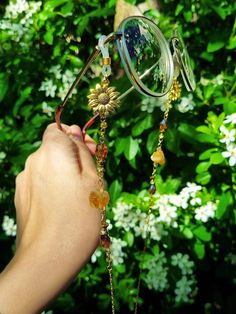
[151, 148, 165, 165]
[89, 190, 110, 208]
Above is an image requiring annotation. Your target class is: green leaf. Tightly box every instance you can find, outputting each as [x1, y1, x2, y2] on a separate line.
[183, 11, 192, 22]
[0, 73, 9, 102]
[196, 125, 211, 134]
[196, 172, 211, 185]
[115, 264, 126, 273]
[194, 242, 205, 259]
[131, 115, 152, 137]
[128, 156, 138, 169]
[114, 138, 126, 156]
[13, 87, 32, 116]
[182, 227, 193, 239]
[196, 162, 211, 174]
[109, 180, 122, 204]
[210, 152, 224, 165]
[178, 123, 199, 140]
[124, 231, 134, 247]
[146, 130, 158, 154]
[175, 3, 184, 15]
[165, 128, 181, 154]
[207, 41, 225, 53]
[192, 225, 211, 242]
[67, 55, 84, 67]
[212, 5, 227, 20]
[227, 36, 236, 50]
[195, 134, 216, 144]
[216, 192, 231, 219]
[44, 31, 54, 45]
[200, 51, 214, 61]
[44, 0, 68, 10]
[199, 148, 218, 160]
[60, 1, 74, 17]
[124, 136, 139, 160]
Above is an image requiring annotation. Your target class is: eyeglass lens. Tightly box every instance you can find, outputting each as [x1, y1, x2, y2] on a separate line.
[118, 17, 174, 97]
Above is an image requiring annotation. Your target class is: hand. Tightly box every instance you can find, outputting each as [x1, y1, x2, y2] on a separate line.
[0, 124, 101, 314]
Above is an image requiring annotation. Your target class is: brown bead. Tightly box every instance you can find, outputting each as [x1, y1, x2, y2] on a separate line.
[89, 190, 110, 208]
[101, 234, 111, 249]
[160, 119, 168, 132]
[151, 148, 165, 165]
[96, 143, 108, 161]
[149, 183, 156, 195]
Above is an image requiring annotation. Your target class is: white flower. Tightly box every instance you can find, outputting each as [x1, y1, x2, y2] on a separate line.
[57, 69, 77, 101]
[222, 145, 236, 166]
[195, 201, 217, 222]
[111, 238, 127, 266]
[5, 0, 29, 19]
[219, 125, 235, 145]
[42, 102, 54, 117]
[177, 94, 195, 113]
[113, 201, 135, 232]
[190, 197, 202, 206]
[2, 215, 17, 237]
[213, 74, 224, 85]
[180, 183, 202, 200]
[174, 276, 196, 303]
[91, 249, 102, 263]
[224, 113, 236, 125]
[140, 93, 169, 113]
[1, 1, 42, 45]
[49, 65, 62, 80]
[143, 251, 169, 291]
[39, 79, 57, 98]
[171, 253, 194, 275]
[157, 203, 178, 226]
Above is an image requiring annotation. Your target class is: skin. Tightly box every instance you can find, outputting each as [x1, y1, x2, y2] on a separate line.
[0, 124, 101, 314]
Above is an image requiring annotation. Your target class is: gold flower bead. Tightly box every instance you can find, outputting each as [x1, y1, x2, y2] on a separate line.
[87, 84, 120, 117]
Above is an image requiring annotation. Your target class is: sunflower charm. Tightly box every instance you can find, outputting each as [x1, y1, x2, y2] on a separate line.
[87, 83, 120, 117]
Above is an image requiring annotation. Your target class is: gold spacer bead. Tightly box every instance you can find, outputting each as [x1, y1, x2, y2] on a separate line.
[103, 57, 111, 65]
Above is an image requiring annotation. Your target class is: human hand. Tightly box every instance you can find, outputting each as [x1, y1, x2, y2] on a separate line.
[0, 124, 101, 314]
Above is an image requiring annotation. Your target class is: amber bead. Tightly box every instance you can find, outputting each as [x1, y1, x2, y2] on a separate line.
[89, 190, 110, 208]
[149, 183, 156, 195]
[101, 234, 111, 249]
[160, 119, 168, 132]
[151, 148, 165, 165]
[96, 143, 108, 161]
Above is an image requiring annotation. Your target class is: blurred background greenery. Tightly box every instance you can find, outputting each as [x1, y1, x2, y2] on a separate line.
[0, 0, 236, 313]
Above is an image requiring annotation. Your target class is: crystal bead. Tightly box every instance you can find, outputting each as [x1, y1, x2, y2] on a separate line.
[160, 119, 168, 132]
[89, 190, 110, 208]
[151, 148, 165, 165]
[149, 183, 156, 195]
[101, 234, 111, 249]
[96, 143, 108, 161]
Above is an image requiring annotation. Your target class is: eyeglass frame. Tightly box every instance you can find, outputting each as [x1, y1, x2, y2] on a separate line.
[55, 16, 195, 136]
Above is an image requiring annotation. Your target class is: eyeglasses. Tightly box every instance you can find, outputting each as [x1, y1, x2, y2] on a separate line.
[55, 16, 195, 135]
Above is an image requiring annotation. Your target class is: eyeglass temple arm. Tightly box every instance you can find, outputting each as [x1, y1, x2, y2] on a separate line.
[55, 32, 122, 130]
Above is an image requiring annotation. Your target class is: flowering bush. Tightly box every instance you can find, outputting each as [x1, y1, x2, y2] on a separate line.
[0, 0, 236, 313]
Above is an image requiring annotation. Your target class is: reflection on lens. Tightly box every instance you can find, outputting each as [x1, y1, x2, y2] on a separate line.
[117, 16, 174, 97]
[172, 29, 196, 91]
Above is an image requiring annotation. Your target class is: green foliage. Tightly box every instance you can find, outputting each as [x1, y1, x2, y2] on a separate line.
[0, 0, 236, 313]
